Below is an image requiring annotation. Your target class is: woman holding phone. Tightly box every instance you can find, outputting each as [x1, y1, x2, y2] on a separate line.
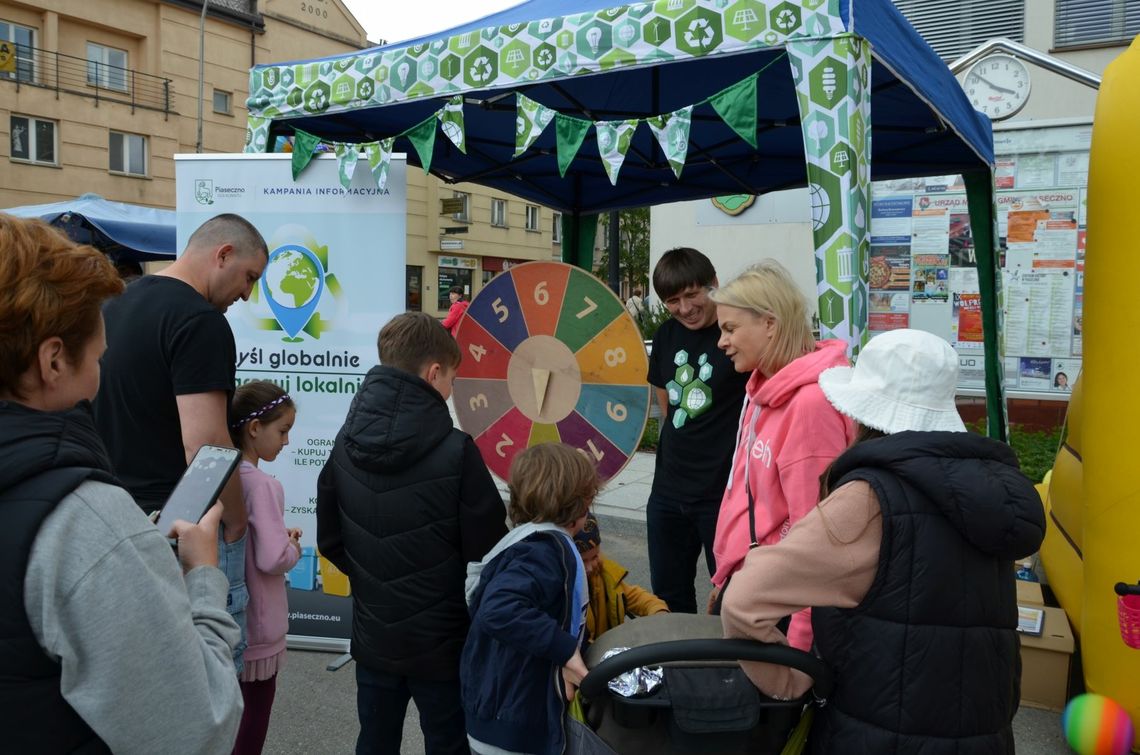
[0, 215, 243, 751]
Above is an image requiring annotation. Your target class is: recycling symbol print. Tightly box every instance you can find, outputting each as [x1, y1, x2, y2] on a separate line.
[774, 9, 799, 32]
[684, 18, 714, 48]
[469, 56, 492, 83]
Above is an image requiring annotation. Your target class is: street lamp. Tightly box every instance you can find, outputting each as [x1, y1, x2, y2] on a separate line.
[195, 0, 209, 153]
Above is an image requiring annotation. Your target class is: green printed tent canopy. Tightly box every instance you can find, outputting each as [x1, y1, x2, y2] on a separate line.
[244, 0, 1006, 438]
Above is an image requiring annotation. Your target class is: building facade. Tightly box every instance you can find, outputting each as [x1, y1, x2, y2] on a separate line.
[1, 0, 562, 320]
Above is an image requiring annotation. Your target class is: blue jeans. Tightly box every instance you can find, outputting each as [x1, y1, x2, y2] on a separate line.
[646, 491, 719, 614]
[218, 529, 249, 675]
[355, 664, 468, 755]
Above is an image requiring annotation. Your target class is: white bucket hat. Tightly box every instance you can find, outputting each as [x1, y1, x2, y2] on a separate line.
[818, 329, 967, 434]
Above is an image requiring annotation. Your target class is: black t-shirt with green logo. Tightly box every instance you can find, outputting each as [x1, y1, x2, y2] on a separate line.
[647, 318, 749, 505]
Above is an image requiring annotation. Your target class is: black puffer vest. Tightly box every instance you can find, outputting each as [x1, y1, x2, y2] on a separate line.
[324, 366, 470, 680]
[809, 432, 1045, 755]
[0, 401, 118, 753]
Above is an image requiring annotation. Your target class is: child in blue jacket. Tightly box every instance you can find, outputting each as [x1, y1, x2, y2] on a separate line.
[461, 443, 597, 755]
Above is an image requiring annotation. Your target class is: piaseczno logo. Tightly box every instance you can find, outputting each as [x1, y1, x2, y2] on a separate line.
[194, 179, 214, 205]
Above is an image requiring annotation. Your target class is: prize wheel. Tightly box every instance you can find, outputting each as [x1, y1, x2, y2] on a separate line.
[453, 261, 650, 484]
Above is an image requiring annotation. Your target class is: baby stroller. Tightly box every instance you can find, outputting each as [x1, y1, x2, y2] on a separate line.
[575, 614, 832, 755]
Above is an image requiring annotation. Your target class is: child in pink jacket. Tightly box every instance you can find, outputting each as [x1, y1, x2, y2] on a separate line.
[708, 261, 854, 652]
[230, 381, 302, 754]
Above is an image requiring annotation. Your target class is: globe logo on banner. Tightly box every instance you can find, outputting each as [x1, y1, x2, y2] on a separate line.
[262, 244, 326, 341]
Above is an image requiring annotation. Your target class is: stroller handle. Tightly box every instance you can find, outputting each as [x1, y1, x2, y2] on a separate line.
[579, 638, 834, 701]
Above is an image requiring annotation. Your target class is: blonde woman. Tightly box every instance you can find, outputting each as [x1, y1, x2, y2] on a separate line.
[707, 260, 854, 653]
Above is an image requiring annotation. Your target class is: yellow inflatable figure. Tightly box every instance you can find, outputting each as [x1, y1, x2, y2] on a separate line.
[1039, 37, 1140, 735]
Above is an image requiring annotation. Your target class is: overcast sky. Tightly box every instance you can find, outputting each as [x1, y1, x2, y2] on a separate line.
[342, 1, 520, 45]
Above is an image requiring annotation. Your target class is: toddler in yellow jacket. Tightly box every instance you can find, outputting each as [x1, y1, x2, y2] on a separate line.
[573, 514, 668, 644]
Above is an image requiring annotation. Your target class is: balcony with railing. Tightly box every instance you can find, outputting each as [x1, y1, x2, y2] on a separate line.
[1, 44, 174, 116]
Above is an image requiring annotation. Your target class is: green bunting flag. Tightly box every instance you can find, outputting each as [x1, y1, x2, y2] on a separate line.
[437, 95, 466, 153]
[710, 73, 758, 149]
[646, 106, 693, 179]
[334, 142, 359, 189]
[555, 113, 591, 177]
[365, 138, 395, 190]
[404, 116, 437, 174]
[291, 129, 322, 179]
[514, 93, 556, 158]
[595, 119, 639, 185]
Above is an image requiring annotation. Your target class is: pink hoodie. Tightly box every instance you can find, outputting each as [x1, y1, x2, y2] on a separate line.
[712, 339, 855, 651]
[241, 462, 302, 664]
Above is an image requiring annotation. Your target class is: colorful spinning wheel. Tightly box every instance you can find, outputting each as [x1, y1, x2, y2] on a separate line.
[453, 261, 650, 484]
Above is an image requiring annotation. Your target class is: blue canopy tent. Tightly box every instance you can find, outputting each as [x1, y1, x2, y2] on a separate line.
[3, 193, 176, 262]
[242, 0, 1005, 436]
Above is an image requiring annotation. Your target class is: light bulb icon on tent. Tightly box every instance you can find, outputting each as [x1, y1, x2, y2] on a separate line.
[586, 27, 602, 54]
[822, 66, 837, 100]
[397, 61, 410, 87]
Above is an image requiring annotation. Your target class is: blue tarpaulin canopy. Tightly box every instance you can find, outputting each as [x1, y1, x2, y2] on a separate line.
[3, 193, 176, 262]
[243, 0, 1006, 438]
[246, 0, 992, 213]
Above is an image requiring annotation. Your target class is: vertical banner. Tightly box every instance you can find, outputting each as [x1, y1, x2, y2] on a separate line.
[175, 153, 407, 649]
[788, 34, 872, 359]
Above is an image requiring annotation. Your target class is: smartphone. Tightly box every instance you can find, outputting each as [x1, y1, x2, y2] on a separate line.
[155, 445, 242, 535]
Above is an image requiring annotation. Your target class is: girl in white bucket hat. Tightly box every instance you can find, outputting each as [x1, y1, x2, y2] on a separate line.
[721, 328, 1045, 754]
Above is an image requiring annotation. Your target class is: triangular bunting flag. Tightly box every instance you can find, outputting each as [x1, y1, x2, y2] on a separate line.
[595, 119, 639, 185]
[291, 129, 322, 179]
[437, 95, 466, 153]
[710, 73, 758, 149]
[365, 138, 395, 190]
[555, 113, 591, 177]
[514, 93, 556, 158]
[334, 143, 360, 189]
[646, 106, 693, 179]
[404, 116, 437, 174]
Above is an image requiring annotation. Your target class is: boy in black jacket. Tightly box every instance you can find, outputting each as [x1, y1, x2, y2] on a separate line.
[317, 312, 506, 755]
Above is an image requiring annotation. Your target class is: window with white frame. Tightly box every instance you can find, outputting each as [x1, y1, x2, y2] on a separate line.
[109, 131, 146, 176]
[552, 212, 562, 243]
[213, 89, 232, 115]
[0, 20, 36, 82]
[491, 198, 508, 227]
[87, 42, 128, 91]
[525, 205, 540, 231]
[10, 115, 56, 165]
[452, 191, 470, 221]
[1055, 0, 1139, 48]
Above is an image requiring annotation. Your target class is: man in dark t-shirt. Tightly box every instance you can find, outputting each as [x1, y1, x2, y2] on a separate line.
[94, 214, 268, 517]
[646, 248, 749, 614]
[93, 214, 267, 673]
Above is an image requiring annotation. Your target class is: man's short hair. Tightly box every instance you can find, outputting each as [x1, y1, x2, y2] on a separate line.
[186, 214, 268, 259]
[652, 247, 716, 300]
[377, 312, 461, 375]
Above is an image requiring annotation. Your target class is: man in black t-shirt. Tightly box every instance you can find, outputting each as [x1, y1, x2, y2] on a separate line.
[94, 213, 267, 522]
[93, 214, 268, 674]
[646, 248, 749, 614]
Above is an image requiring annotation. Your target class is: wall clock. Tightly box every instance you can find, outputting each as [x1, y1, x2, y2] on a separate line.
[964, 54, 1031, 120]
[453, 261, 650, 484]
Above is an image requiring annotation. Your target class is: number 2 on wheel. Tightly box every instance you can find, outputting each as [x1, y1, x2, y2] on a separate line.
[495, 433, 514, 457]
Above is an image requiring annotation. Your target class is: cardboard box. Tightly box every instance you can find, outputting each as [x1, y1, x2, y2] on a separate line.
[1019, 606, 1075, 711]
[1016, 579, 1044, 606]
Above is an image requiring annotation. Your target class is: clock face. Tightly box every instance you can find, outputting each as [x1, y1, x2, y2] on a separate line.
[453, 261, 650, 484]
[965, 55, 1031, 120]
